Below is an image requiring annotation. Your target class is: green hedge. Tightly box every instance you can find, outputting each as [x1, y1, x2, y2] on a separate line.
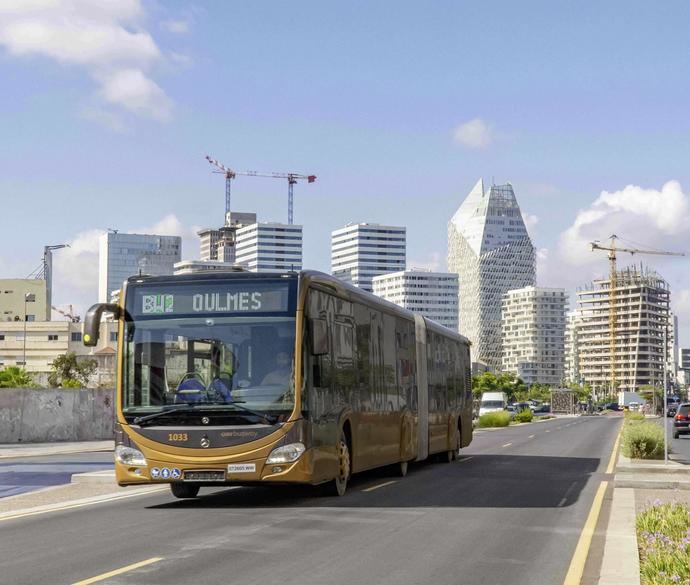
[625, 411, 645, 422]
[478, 411, 510, 428]
[637, 502, 690, 584]
[622, 421, 667, 459]
[514, 408, 534, 423]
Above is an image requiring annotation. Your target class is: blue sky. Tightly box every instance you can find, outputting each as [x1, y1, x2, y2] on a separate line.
[1, 0, 690, 336]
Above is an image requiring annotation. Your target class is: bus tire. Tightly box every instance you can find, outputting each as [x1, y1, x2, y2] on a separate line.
[170, 483, 200, 499]
[331, 432, 351, 496]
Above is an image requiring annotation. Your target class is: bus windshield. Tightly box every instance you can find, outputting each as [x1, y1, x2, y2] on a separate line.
[122, 279, 297, 419]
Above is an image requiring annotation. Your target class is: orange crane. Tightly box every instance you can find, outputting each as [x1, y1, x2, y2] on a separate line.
[205, 155, 316, 225]
[590, 234, 684, 394]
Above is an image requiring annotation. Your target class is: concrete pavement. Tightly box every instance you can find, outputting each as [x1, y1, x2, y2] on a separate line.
[0, 416, 620, 585]
[0, 440, 113, 459]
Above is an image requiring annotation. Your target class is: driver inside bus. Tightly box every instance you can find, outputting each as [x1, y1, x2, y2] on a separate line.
[208, 345, 236, 402]
[261, 351, 291, 386]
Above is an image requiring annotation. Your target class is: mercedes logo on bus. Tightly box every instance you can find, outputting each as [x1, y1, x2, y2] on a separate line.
[200, 436, 210, 449]
[201, 416, 210, 425]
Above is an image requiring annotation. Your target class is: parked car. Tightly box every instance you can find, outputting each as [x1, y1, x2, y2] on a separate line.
[672, 404, 690, 439]
[513, 402, 531, 413]
[604, 402, 620, 411]
[667, 404, 678, 417]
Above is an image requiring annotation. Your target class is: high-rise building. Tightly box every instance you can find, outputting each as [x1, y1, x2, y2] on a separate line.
[576, 265, 671, 394]
[235, 223, 303, 272]
[501, 286, 567, 386]
[372, 269, 459, 330]
[198, 212, 257, 264]
[98, 233, 181, 302]
[565, 309, 583, 385]
[448, 179, 536, 369]
[331, 223, 406, 292]
[0, 279, 48, 322]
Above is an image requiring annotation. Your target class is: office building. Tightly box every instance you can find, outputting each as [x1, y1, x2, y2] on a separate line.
[372, 269, 459, 330]
[98, 232, 181, 302]
[576, 265, 671, 394]
[331, 223, 406, 292]
[501, 286, 567, 385]
[565, 310, 583, 385]
[235, 223, 303, 272]
[0, 279, 49, 322]
[448, 179, 536, 369]
[198, 212, 257, 263]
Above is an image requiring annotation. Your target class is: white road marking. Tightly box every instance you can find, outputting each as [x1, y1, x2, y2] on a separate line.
[502, 443, 512, 448]
[362, 480, 397, 493]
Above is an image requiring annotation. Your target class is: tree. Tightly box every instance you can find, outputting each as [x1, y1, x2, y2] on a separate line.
[568, 382, 593, 403]
[48, 353, 97, 388]
[472, 371, 528, 402]
[0, 366, 34, 388]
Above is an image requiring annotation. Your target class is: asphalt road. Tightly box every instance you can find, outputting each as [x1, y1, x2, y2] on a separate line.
[0, 415, 620, 585]
[0, 452, 113, 498]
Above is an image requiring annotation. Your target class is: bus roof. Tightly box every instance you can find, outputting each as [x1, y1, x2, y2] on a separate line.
[124, 269, 469, 345]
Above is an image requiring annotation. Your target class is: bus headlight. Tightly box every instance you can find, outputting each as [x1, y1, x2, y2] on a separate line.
[115, 445, 147, 466]
[266, 442, 305, 464]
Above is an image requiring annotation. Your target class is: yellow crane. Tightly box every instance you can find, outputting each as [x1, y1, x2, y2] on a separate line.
[590, 235, 684, 394]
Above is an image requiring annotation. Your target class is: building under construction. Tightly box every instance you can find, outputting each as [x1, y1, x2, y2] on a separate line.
[575, 265, 671, 394]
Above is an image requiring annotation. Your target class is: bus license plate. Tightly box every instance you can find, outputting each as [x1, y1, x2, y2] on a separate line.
[228, 464, 256, 473]
[183, 470, 225, 482]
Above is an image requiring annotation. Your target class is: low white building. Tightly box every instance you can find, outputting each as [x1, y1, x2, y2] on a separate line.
[0, 320, 118, 386]
[235, 223, 303, 272]
[502, 286, 567, 385]
[372, 269, 459, 331]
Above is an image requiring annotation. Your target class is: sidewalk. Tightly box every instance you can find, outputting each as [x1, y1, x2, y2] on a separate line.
[597, 447, 690, 584]
[0, 440, 114, 459]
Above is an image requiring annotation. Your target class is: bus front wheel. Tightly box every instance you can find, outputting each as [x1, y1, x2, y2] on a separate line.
[331, 432, 351, 496]
[170, 483, 200, 499]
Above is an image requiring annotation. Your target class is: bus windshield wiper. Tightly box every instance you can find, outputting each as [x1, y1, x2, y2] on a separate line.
[132, 405, 199, 426]
[211, 400, 278, 425]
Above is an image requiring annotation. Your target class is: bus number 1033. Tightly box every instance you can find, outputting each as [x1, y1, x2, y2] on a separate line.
[168, 433, 188, 442]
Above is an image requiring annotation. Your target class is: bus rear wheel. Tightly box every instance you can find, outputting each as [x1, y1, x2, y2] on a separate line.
[170, 483, 200, 499]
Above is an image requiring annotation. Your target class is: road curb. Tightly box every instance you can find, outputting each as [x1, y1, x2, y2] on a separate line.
[598, 488, 640, 585]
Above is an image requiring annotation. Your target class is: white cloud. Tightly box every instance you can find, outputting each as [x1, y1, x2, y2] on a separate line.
[161, 19, 190, 34]
[522, 212, 539, 238]
[0, 0, 175, 123]
[453, 118, 494, 150]
[559, 181, 690, 266]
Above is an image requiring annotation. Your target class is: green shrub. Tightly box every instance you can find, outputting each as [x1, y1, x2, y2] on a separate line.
[637, 502, 690, 585]
[622, 421, 667, 459]
[478, 411, 510, 428]
[514, 408, 534, 423]
[625, 411, 645, 422]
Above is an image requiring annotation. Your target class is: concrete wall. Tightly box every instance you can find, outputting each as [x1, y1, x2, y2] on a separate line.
[0, 388, 114, 443]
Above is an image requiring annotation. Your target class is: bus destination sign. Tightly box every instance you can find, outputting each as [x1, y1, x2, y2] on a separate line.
[132, 283, 290, 317]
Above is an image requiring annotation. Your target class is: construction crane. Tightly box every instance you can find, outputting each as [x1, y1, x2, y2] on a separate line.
[590, 234, 684, 395]
[52, 304, 80, 323]
[205, 155, 316, 225]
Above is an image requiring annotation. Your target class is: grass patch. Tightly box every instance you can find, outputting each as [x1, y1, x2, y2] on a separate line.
[625, 411, 646, 422]
[478, 411, 510, 428]
[637, 501, 690, 585]
[622, 421, 668, 459]
[514, 408, 533, 423]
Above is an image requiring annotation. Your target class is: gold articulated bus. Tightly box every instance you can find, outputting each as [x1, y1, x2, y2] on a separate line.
[84, 269, 472, 498]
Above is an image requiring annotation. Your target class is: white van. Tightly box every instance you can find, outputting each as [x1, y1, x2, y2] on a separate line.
[479, 392, 508, 416]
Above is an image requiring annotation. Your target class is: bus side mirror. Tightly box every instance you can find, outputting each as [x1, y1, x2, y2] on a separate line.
[83, 303, 121, 347]
[309, 318, 329, 356]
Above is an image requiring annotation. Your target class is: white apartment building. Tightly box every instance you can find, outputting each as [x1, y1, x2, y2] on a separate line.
[99, 232, 181, 302]
[198, 212, 257, 263]
[331, 223, 406, 292]
[0, 320, 118, 386]
[576, 265, 671, 394]
[235, 223, 303, 272]
[564, 310, 582, 385]
[372, 270, 459, 331]
[502, 286, 567, 385]
[448, 180, 536, 370]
